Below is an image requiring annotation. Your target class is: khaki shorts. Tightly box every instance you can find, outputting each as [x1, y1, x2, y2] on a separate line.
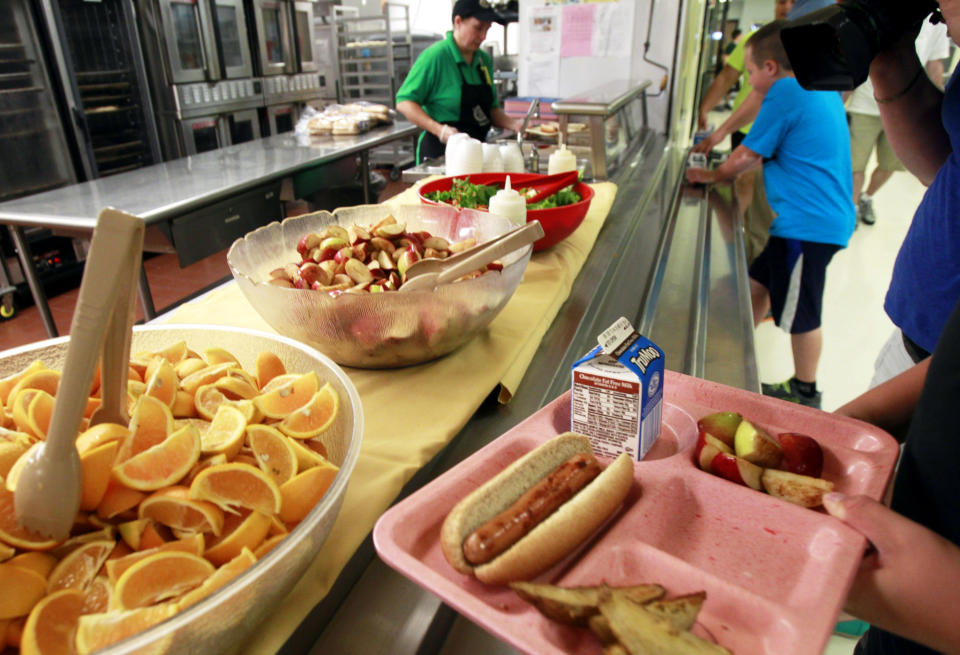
[849, 112, 904, 173]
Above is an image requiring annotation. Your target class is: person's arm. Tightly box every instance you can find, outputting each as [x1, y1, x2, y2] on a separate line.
[693, 90, 763, 153]
[396, 100, 458, 144]
[926, 58, 946, 90]
[870, 38, 950, 185]
[490, 106, 518, 132]
[698, 65, 742, 130]
[823, 493, 960, 654]
[685, 144, 762, 185]
[834, 357, 930, 441]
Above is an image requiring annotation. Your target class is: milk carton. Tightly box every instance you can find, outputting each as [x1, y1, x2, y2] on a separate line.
[570, 317, 664, 460]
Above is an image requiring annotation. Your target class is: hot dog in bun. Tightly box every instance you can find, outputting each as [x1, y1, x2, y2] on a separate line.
[440, 433, 634, 585]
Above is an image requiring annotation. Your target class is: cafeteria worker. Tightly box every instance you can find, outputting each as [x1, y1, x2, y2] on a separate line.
[396, 0, 518, 164]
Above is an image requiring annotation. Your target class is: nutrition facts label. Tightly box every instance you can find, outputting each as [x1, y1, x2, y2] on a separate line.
[571, 372, 640, 459]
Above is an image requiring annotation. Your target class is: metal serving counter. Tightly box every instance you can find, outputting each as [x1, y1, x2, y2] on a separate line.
[276, 129, 759, 654]
[0, 121, 418, 337]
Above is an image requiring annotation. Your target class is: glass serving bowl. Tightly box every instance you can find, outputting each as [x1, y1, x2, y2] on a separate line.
[228, 204, 532, 369]
[0, 324, 364, 655]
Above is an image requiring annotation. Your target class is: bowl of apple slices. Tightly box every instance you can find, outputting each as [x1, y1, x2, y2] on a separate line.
[228, 204, 532, 368]
[694, 411, 835, 507]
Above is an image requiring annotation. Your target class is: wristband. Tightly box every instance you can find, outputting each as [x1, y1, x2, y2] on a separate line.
[875, 67, 924, 104]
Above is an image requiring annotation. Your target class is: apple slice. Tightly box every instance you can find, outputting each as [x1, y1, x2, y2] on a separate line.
[760, 469, 834, 507]
[709, 453, 763, 490]
[734, 419, 783, 468]
[696, 412, 742, 448]
[694, 433, 732, 472]
[777, 432, 824, 477]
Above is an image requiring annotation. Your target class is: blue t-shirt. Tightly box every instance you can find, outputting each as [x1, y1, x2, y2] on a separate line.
[884, 69, 960, 353]
[742, 77, 856, 246]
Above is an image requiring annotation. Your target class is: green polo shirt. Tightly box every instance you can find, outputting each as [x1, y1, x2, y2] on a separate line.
[726, 29, 756, 134]
[396, 31, 499, 123]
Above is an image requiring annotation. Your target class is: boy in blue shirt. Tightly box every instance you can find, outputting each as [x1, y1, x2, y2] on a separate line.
[687, 20, 856, 409]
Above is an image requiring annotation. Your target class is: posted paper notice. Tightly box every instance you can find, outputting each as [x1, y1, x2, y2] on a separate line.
[560, 3, 595, 58]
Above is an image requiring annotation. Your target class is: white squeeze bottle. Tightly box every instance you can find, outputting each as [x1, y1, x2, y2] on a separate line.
[482, 143, 504, 172]
[548, 143, 577, 175]
[487, 176, 527, 227]
[500, 142, 525, 173]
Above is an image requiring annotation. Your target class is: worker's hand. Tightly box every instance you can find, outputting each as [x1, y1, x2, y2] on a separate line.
[439, 125, 460, 143]
[692, 130, 723, 154]
[697, 111, 710, 132]
[823, 493, 960, 653]
[685, 166, 715, 186]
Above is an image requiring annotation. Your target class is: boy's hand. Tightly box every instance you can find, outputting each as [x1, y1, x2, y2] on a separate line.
[685, 166, 716, 185]
[692, 130, 723, 154]
[823, 493, 960, 653]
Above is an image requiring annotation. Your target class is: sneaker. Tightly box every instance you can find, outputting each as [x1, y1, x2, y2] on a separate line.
[858, 196, 876, 225]
[761, 378, 822, 409]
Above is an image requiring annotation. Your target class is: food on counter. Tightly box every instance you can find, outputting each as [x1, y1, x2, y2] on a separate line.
[440, 433, 633, 585]
[305, 101, 393, 136]
[511, 581, 732, 654]
[695, 412, 833, 507]
[267, 215, 500, 295]
[0, 342, 341, 653]
[423, 176, 582, 211]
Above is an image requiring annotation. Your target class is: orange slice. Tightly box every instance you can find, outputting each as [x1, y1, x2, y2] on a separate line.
[6, 552, 57, 579]
[189, 463, 282, 515]
[193, 384, 228, 422]
[179, 362, 237, 395]
[174, 357, 207, 380]
[201, 405, 246, 459]
[0, 486, 59, 551]
[105, 534, 205, 585]
[117, 519, 150, 551]
[277, 383, 339, 439]
[81, 575, 112, 614]
[75, 603, 178, 654]
[213, 375, 258, 401]
[0, 435, 32, 479]
[48, 528, 115, 561]
[171, 390, 196, 418]
[0, 360, 46, 407]
[46, 540, 115, 594]
[255, 351, 286, 390]
[113, 551, 214, 609]
[4, 441, 38, 491]
[96, 482, 146, 521]
[278, 460, 339, 524]
[253, 371, 320, 419]
[286, 437, 328, 472]
[21, 588, 85, 655]
[0, 563, 46, 619]
[139, 486, 224, 537]
[82, 397, 101, 419]
[143, 358, 177, 408]
[203, 510, 270, 566]
[76, 423, 129, 456]
[177, 547, 256, 610]
[253, 533, 286, 559]
[113, 424, 200, 491]
[150, 340, 189, 365]
[259, 373, 298, 394]
[0, 542, 14, 562]
[79, 440, 119, 511]
[203, 347, 239, 366]
[246, 425, 297, 486]
[19, 390, 54, 440]
[117, 394, 174, 464]
[10, 389, 40, 438]
[5, 369, 59, 414]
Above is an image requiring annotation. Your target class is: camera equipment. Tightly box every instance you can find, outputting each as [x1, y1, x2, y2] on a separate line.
[780, 0, 940, 91]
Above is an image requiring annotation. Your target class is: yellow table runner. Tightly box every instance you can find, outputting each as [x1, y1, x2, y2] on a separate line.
[160, 180, 616, 653]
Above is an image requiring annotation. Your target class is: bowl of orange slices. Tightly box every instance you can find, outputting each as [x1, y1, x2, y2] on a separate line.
[0, 324, 363, 654]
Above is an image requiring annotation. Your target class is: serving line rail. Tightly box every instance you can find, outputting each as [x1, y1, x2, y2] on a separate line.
[275, 133, 759, 654]
[0, 121, 419, 338]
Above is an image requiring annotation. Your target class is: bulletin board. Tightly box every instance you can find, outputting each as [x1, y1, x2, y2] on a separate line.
[518, 0, 638, 98]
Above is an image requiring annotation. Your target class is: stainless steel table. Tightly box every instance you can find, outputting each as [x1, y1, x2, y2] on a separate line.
[0, 122, 419, 336]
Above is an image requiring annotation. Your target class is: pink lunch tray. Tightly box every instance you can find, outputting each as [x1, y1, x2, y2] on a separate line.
[373, 370, 899, 655]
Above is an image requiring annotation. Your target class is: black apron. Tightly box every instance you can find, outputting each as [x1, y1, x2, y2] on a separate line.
[418, 61, 494, 163]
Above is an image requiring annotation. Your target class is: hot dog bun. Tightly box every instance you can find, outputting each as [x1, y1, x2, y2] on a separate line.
[440, 433, 633, 585]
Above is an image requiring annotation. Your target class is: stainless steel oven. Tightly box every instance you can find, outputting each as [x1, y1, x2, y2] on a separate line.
[292, 1, 319, 73]
[253, 0, 294, 75]
[226, 108, 260, 144]
[266, 103, 297, 135]
[156, 0, 253, 83]
[181, 115, 223, 154]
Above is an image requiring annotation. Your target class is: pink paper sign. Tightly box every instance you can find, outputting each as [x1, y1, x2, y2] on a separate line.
[560, 4, 595, 58]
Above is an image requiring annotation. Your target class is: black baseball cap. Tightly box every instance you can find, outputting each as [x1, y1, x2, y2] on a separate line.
[452, 0, 505, 24]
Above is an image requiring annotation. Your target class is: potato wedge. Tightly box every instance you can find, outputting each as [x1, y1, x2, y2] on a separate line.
[510, 581, 664, 626]
[589, 592, 705, 644]
[599, 593, 731, 655]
